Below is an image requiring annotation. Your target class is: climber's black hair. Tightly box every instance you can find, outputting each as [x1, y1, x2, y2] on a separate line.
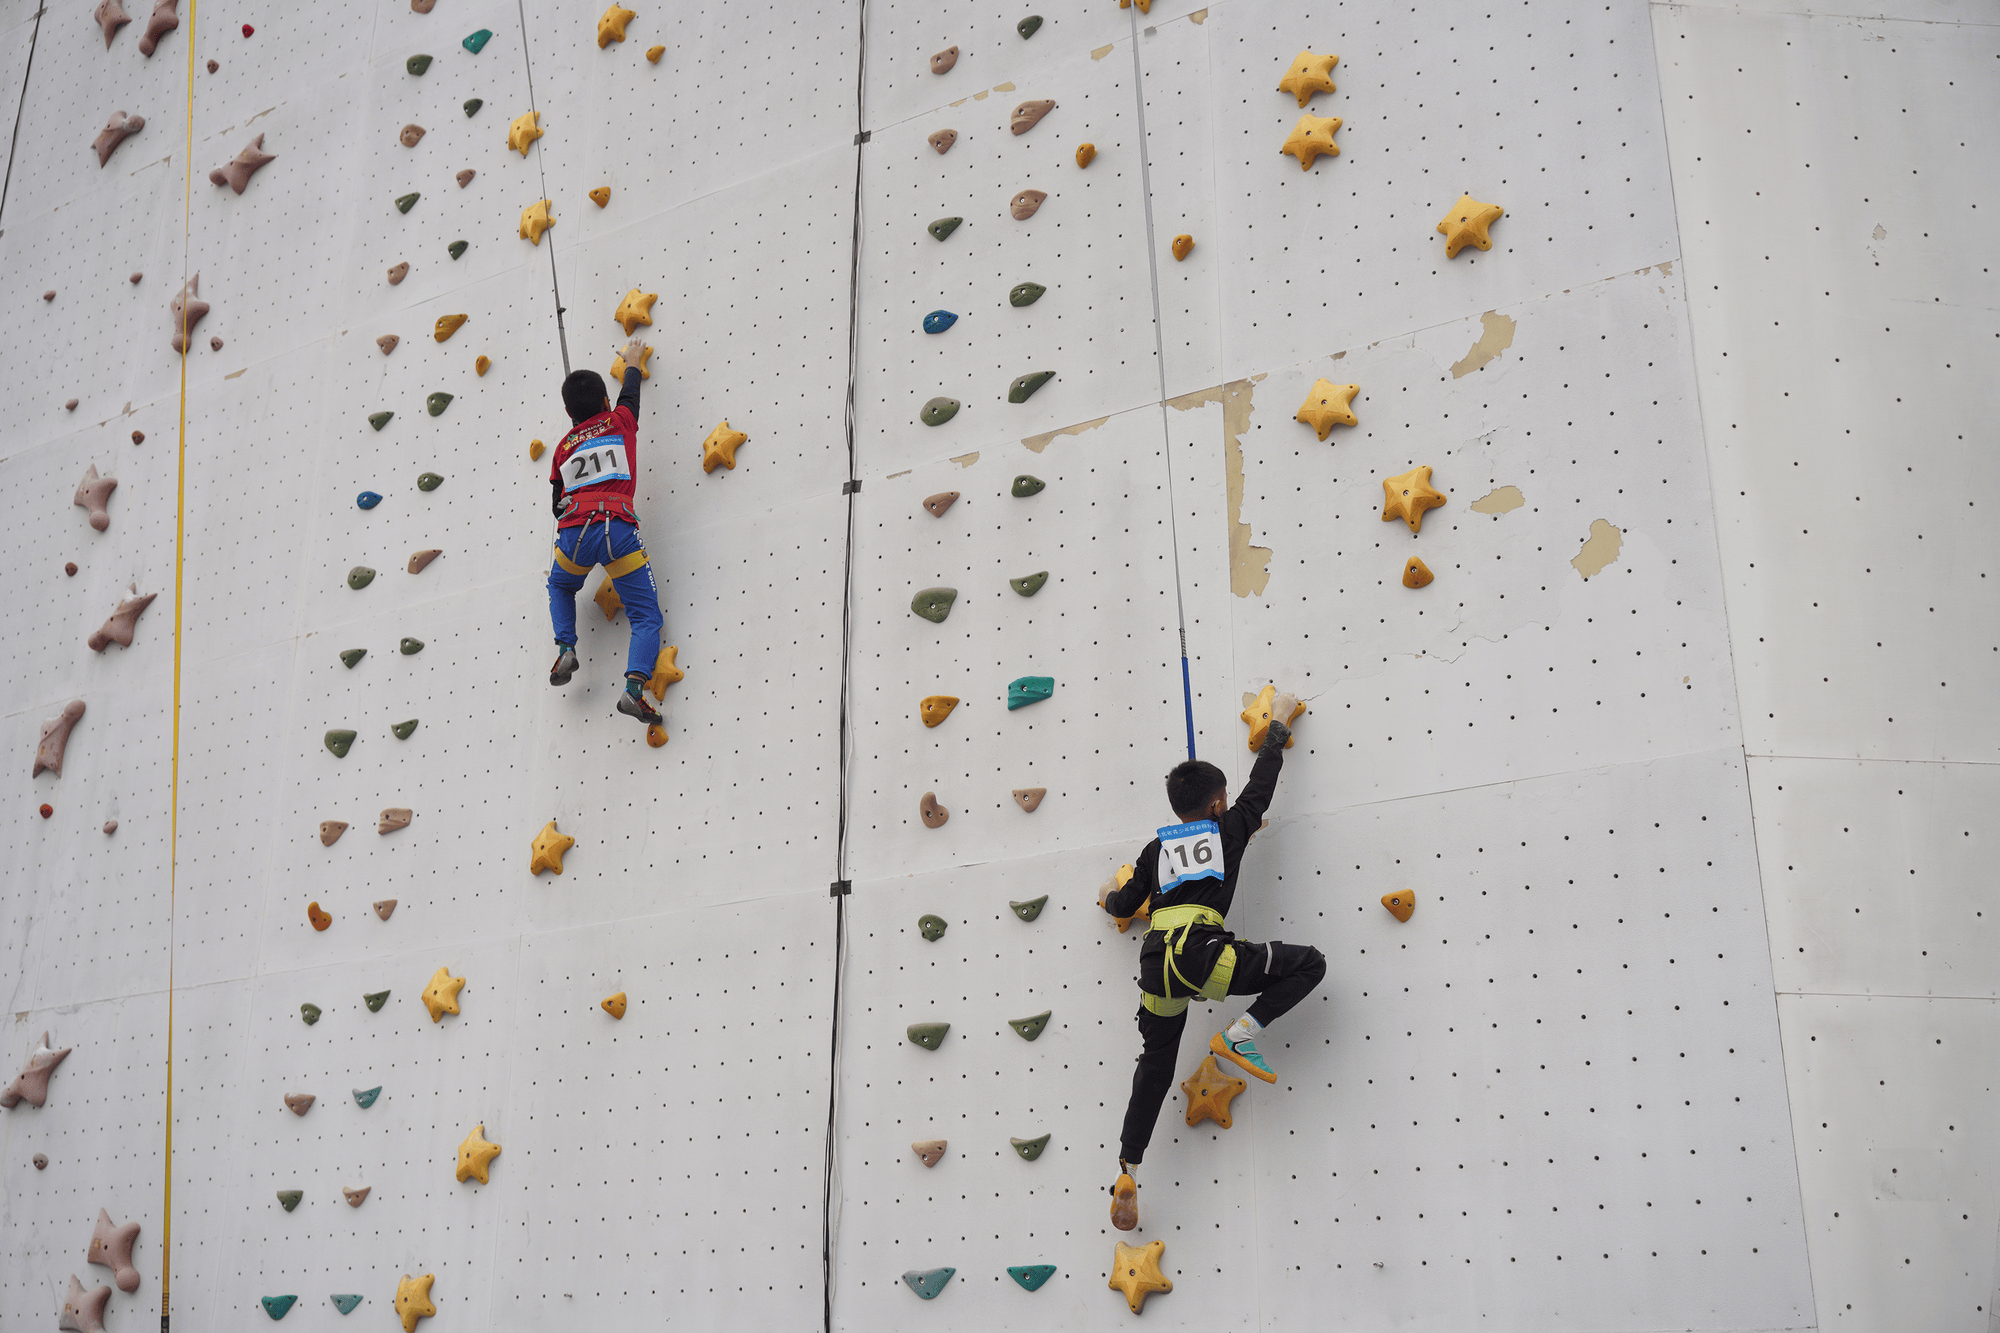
[1165, 760, 1228, 821]
[562, 369, 609, 423]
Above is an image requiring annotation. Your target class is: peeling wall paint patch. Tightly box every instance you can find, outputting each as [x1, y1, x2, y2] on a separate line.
[1091, 44, 1114, 60]
[1189, 8, 1208, 22]
[1169, 380, 1271, 597]
[950, 451, 979, 468]
[1022, 416, 1109, 454]
[1572, 519, 1623, 578]
[1449, 311, 1515, 378]
[1470, 485, 1525, 515]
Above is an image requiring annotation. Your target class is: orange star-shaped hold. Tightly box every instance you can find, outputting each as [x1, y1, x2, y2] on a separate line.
[702, 421, 747, 473]
[1282, 113, 1341, 170]
[1277, 50, 1338, 107]
[614, 288, 656, 335]
[1241, 684, 1304, 751]
[1381, 465, 1446, 532]
[610, 342, 651, 381]
[519, 198, 555, 245]
[1108, 1239, 1172, 1314]
[455, 1123, 502, 1183]
[596, 4, 634, 47]
[647, 645, 683, 702]
[1182, 1053, 1247, 1128]
[530, 820, 575, 876]
[507, 110, 543, 156]
[1294, 378, 1359, 439]
[394, 1274, 435, 1333]
[1099, 862, 1150, 933]
[421, 967, 465, 1022]
[1437, 193, 1503, 258]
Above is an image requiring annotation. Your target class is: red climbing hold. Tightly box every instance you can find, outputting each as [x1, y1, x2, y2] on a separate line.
[241, 22, 252, 35]
[39, 805, 52, 819]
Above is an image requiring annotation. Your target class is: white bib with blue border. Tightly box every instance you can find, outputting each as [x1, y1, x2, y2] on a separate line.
[562, 435, 631, 492]
[1154, 819, 1222, 896]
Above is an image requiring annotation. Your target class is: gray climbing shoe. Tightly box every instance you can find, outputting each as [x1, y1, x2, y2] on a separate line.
[617, 681, 663, 726]
[549, 648, 578, 686]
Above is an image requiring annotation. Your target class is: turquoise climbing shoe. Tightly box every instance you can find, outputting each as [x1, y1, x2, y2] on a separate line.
[1211, 1029, 1277, 1084]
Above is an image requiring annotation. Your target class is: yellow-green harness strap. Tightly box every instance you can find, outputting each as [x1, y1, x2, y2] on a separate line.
[1139, 904, 1232, 1017]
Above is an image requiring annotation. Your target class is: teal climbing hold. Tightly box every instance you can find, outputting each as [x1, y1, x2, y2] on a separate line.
[395, 192, 419, 214]
[1009, 895, 1048, 922]
[417, 472, 443, 491]
[447, 240, 467, 259]
[462, 28, 491, 52]
[1008, 281, 1045, 307]
[1016, 15, 1043, 38]
[910, 587, 957, 624]
[901, 1269, 955, 1300]
[400, 637, 424, 655]
[391, 719, 418, 740]
[1007, 1264, 1056, 1291]
[339, 648, 366, 668]
[347, 567, 375, 589]
[262, 1296, 298, 1320]
[927, 216, 962, 241]
[1007, 676, 1054, 710]
[405, 54, 431, 75]
[1008, 371, 1054, 404]
[324, 729, 357, 758]
[1008, 1010, 1051, 1042]
[1011, 474, 1045, 497]
[920, 397, 959, 427]
[300, 1003, 321, 1025]
[276, 1190, 302, 1211]
[368, 411, 393, 431]
[906, 1022, 949, 1051]
[330, 1295, 363, 1316]
[353, 1086, 381, 1109]
[463, 98, 482, 116]
[1009, 571, 1047, 597]
[363, 990, 389, 1012]
[918, 914, 947, 942]
[427, 392, 452, 416]
[1010, 1133, 1050, 1161]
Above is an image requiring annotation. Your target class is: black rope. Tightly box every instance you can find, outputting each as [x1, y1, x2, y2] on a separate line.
[0, 2, 47, 228]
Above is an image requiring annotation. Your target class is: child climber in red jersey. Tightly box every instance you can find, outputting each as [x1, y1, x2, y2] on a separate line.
[1098, 698, 1326, 1231]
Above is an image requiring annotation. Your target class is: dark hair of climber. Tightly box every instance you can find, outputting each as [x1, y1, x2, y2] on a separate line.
[1164, 759, 1228, 821]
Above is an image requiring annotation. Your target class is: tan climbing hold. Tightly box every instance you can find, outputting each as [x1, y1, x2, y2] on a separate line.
[378, 808, 412, 835]
[589, 186, 610, 207]
[1381, 465, 1446, 532]
[377, 334, 399, 355]
[374, 899, 396, 920]
[614, 289, 657, 335]
[1282, 113, 1342, 170]
[434, 314, 467, 342]
[530, 820, 575, 876]
[593, 573, 623, 621]
[422, 967, 465, 1022]
[1010, 188, 1047, 220]
[399, 123, 425, 147]
[95, 0, 130, 46]
[1182, 1053, 1246, 1128]
[387, 262, 408, 285]
[610, 342, 651, 380]
[919, 792, 949, 829]
[928, 128, 956, 154]
[408, 548, 442, 574]
[1438, 194, 1503, 258]
[209, 133, 275, 192]
[521, 198, 556, 243]
[1402, 556, 1433, 588]
[1012, 787, 1045, 812]
[597, 4, 634, 46]
[922, 491, 959, 517]
[102, 820, 116, 835]
[1171, 233, 1194, 261]
[394, 1274, 435, 1333]
[930, 45, 957, 74]
[1382, 891, 1415, 922]
[2, 1032, 71, 1108]
[74, 464, 118, 531]
[284, 1093, 314, 1115]
[455, 1122, 501, 1182]
[88, 592, 155, 652]
[307, 901, 331, 931]
[93, 112, 145, 168]
[456, 169, 474, 188]
[529, 439, 545, 460]
[1010, 99, 1055, 135]
[1109, 1239, 1172, 1314]
[1241, 685, 1304, 751]
[508, 110, 543, 155]
[60, 1276, 111, 1333]
[911, 1139, 947, 1168]
[646, 644, 683, 702]
[85, 1208, 141, 1292]
[343, 1186, 370, 1207]
[702, 421, 747, 473]
[1295, 378, 1359, 439]
[1277, 50, 1338, 106]
[34, 701, 86, 777]
[602, 992, 626, 1018]
[169, 274, 208, 352]
[920, 695, 959, 727]
[646, 44, 663, 62]
[1075, 142, 1096, 168]
[319, 821, 347, 846]
[475, 355, 490, 376]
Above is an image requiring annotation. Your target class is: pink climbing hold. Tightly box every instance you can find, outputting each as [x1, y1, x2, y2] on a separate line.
[208, 133, 274, 193]
[88, 592, 156, 652]
[208, 336, 222, 351]
[128, 273, 141, 284]
[284, 1093, 314, 1115]
[94, 0, 130, 48]
[137, 0, 177, 55]
[42, 290, 55, 301]
[205, 58, 216, 72]
[74, 465, 117, 531]
[93, 112, 144, 167]
[102, 820, 117, 834]
[64, 399, 79, 411]
[169, 274, 208, 352]
[59, 1275, 110, 1333]
[0, 1031, 71, 1108]
[86, 1208, 141, 1293]
[33, 702, 86, 778]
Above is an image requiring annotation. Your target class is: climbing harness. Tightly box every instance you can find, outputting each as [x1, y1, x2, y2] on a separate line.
[1139, 903, 1236, 1018]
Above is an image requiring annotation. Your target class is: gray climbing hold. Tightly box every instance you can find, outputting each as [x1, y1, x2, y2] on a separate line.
[340, 648, 366, 668]
[353, 1086, 381, 1109]
[1009, 282, 1045, 307]
[276, 1190, 302, 1211]
[417, 472, 443, 491]
[400, 637, 424, 654]
[363, 990, 389, 1011]
[300, 1003, 320, 1025]
[906, 1022, 949, 1051]
[1008, 371, 1054, 404]
[331, 1295, 363, 1315]
[1017, 15, 1042, 38]
[462, 27, 490, 52]
[1010, 1132, 1050, 1161]
[927, 216, 962, 241]
[902, 1269, 955, 1300]
[390, 719, 418, 740]
[263, 1295, 297, 1320]
[921, 397, 959, 427]
[395, 192, 419, 214]
[464, 98, 482, 116]
[918, 914, 947, 942]
[1010, 571, 1047, 597]
[1007, 676, 1054, 709]
[324, 729, 356, 757]
[1009, 895, 1048, 922]
[405, 54, 430, 74]
[1008, 1264, 1055, 1291]
[368, 411, 393, 431]
[1008, 1010, 1051, 1041]
[426, 392, 451, 416]
[447, 240, 467, 259]
[347, 567, 374, 589]
[1011, 474, 1044, 497]
[910, 587, 957, 623]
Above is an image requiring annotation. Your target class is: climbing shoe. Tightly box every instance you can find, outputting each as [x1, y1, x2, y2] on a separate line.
[549, 646, 578, 686]
[1212, 1029, 1277, 1084]
[1109, 1169, 1138, 1232]
[617, 677, 663, 726]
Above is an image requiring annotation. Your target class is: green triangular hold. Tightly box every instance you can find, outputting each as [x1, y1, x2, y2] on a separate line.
[910, 587, 957, 623]
[1016, 15, 1043, 38]
[1007, 1263, 1056, 1291]
[1011, 474, 1045, 497]
[920, 397, 959, 426]
[1009, 571, 1047, 597]
[363, 990, 389, 1011]
[463, 98, 483, 116]
[400, 637, 424, 655]
[426, 392, 452, 416]
[1007, 675, 1054, 710]
[1010, 1132, 1051, 1161]
[918, 914, 947, 942]
[324, 729, 357, 758]
[339, 648, 366, 668]
[1008, 371, 1054, 404]
[1009, 895, 1048, 922]
[352, 1086, 381, 1109]
[927, 216, 962, 241]
[462, 28, 491, 52]
[1007, 1010, 1051, 1041]
[347, 567, 375, 589]
[901, 1268, 955, 1300]
[391, 719, 418, 740]
[275, 1190, 302, 1211]
[405, 54, 431, 75]
[300, 1003, 320, 1025]
[331, 1295, 363, 1315]
[395, 192, 420, 214]
[906, 1021, 950, 1051]
[417, 472, 444, 491]
[447, 239, 467, 259]
[368, 411, 393, 431]
[1009, 281, 1045, 307]
[262, 1295, 298, 1320]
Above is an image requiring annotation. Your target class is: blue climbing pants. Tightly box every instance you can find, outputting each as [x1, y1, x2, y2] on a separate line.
[548, 519, 662, 678]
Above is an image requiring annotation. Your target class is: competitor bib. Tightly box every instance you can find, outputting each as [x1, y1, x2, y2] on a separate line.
[562, 435, 631, 492]
[1155, 819, 1222, 896]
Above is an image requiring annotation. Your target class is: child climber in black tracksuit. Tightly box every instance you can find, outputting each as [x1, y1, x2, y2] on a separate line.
[1099, 711, 1326, 1230]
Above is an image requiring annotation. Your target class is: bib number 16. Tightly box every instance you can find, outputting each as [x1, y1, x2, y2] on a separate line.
[1155, 819, 1223, 893]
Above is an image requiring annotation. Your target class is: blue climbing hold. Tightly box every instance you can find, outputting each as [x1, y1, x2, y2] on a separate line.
[330, 1295, 363, 1316]
[1007, 1264, 1056, 1292]
[262, 1296, 297, 1320]
[353, 1086, 381, 1109]
[901, 1268, 955, 1300]
[462, 28, 491, 53]
[357, 491, 381, 510]
[1007, 676, 1054, 710]
[923, 310, 958, 334]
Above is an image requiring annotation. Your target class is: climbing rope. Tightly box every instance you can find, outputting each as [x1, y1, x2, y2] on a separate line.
[512, 0, 569, 374]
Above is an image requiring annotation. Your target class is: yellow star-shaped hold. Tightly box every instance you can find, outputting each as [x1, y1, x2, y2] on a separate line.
[1240, 684, 1304, 752]
[1381, 464, 1447, 532]
[609, 343, 652, 381]
[596, 4, 634, 47]
[421, 967, 465, 1023]
[1108, 1239, 1172, 1314]
[455, 1122, 502, 1183]
[1437, 193, 1503, 258]
[1277, 50, 1338, 107]
[614, 288, 656, 336]
[530, 820, 575, 876]
[1294, 378, 1359, 439]
[1182, 1053, 1247, 1128]
[507, 110, 543, 157]
[519, 198, 555, 245]
[702, 421, 747, 473]
[1282, 113, 1342, 171]
[393, 1273, 435, 1333]
[647, 645, 684, 703]
[593, 574, 623, 621]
